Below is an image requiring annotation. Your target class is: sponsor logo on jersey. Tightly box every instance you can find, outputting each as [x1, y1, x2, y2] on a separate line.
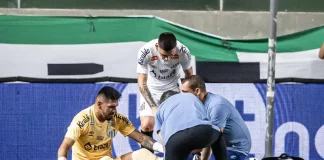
[180, 45, 191, 59]
[160, 69, 169, 73]
[138, 48, 150, 65]
[114, 113, 132, 125]
[77, 114, 90, 129]
[156, 69, 176, 80]
[94, 143, 109, 150]
[170, 54, 179, 59]
[151, 56, 158, 61]
[139, 102, 146, 111]
[150, 70, 157, 78]
[180, 45, 189, 54]
[84, 142, 109, 151]
[97, 136, 104, 141]
[150, 69, 177, 80]
[171, 62, 180, 69]
[84, 142, 92, 151]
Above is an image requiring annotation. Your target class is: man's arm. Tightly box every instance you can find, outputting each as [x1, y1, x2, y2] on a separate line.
[319, 43, 324, 59]
[127, 129, 164, 153]
[183, 67, 193, 78]
[138, 73, 157, 109]
[208, 104, 231, 131]
[57, 138, 75, 159]
[179, 43, 193, 78]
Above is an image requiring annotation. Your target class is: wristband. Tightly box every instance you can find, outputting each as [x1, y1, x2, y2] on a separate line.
[153, 142, 164, 153]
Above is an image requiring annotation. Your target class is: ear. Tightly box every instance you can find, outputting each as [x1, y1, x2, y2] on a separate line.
[195, 88, 201, 96]
[155, 43, 159, 50]
[97, 101, 102, 109]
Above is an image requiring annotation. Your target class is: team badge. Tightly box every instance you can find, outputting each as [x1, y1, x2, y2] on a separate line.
[107, 128, 116, 138]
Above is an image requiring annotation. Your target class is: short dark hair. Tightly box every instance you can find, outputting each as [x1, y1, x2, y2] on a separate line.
[158, 32, 177, 52]
[182, 75, 206, 92]
[97, 86, 121, 100]
[160, 90, 179, 104]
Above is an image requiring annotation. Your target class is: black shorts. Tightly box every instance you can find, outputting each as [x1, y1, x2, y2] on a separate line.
[165, 125, 227, 160]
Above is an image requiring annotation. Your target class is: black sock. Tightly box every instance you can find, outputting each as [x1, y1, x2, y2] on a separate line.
[141, 130, 153, 137]
[141, 130, 154, 153]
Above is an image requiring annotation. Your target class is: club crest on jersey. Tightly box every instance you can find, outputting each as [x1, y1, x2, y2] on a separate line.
[107, 129, 116, 138]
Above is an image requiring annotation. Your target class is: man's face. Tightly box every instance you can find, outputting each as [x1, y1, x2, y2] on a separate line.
[156, 44, 176, 61]
[99, 99, 118, 121]
[181, 81, 197, 95]
[181, 82, 203, 101]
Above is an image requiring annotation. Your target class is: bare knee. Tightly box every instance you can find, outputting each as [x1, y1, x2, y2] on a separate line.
[119, 152, 132, 160]
[132, 149, 163, 160]
[140, 116, 155, 131]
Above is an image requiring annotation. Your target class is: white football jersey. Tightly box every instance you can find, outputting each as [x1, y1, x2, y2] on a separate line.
[137, 39, 192, 94]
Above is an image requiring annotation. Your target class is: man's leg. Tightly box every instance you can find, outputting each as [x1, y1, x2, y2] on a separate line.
[140, 116, 154, 141]
[167, 125, 219, 160]
[211, 133, 227, 160]
[165, 131, 192, 160]
[113, 149, 163, 160]
[139, 96, 156, 152]
[184, 125, 219, 160]
[132, 149, 163, 160]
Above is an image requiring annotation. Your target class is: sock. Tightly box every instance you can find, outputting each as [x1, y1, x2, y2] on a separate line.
[141, 130, 154, 153]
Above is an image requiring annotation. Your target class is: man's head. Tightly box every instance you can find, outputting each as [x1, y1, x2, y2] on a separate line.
[160, 90, 180, 104]
[181, 75, 207, 102]
[95, 86, 121, 121]
[155, 32, 177, 61]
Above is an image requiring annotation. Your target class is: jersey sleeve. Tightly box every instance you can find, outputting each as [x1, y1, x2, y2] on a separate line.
[208, 104, 231, 129]
[115, 114, 136, 136]
[65, 114, 89, 141]
[137, 45, 151, 74]
[178, 43, 192, 70]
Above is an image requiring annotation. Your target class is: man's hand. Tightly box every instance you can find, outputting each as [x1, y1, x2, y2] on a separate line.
[152, 106, 158, 116]
[191, 149, 202, 154]
[127, 129, 164, 153]
[201, 147, 212, 160]
[319, 42, 324, 59]
[184, 67, 193, 78]
[58, 138, 75, 159]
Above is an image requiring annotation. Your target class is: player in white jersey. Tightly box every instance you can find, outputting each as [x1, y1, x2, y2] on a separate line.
[137, 32, 193, 147]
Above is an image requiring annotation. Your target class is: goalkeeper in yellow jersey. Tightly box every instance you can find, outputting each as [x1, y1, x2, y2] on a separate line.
[57, 86, 163, 160]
